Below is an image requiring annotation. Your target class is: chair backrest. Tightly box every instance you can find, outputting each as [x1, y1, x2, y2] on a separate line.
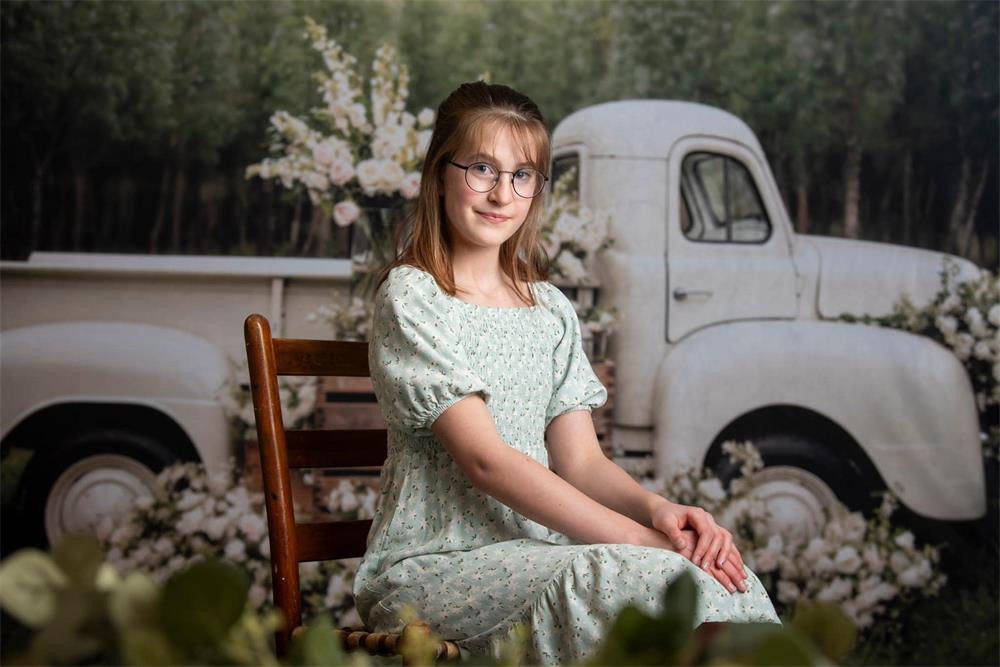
[244, 313, 387, 655]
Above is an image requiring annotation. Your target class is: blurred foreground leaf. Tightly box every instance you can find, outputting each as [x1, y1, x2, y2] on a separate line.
[0, 548, 68, 627]
[159, 559, 249, 656]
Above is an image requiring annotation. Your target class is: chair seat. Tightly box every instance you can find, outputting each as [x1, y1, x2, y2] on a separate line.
[291, 621, 461, 660]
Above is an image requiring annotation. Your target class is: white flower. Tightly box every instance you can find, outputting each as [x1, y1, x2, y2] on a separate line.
[333, 200, 361, 227]
[696, 478, 727, 502]
[893, 531, 915, 550]
[935, 315, 959, 339]
[248, 584, 268, 609]
[176, 491, 206, 512]
[177, 506, 206, 535]
[953, 333, 975, 361]
[965, 308, 989, 338]
[204, 516, 229, 541]
[816, 577, 853, 603]
[898, 558, 932, 587]
[988, 304, 1000, 327]
[328, 159, 355, 186]
[863, 544, 885, 574]
[834, 545, 862, 574]
[889, 550, 911, 574]
[323, 573, 352, 609]
[224, 539, 247, 562]
[312, 141, 337, 166]
[238, 513, 267, 543]
[803, 537, 828, 561]
[400, 171, 421, 199]
[135, 495, 154, 512]
[356, 159, 381, 194]
[941, 293, 961, 313]
[842, 513, 867, 542]
[259, 537, 271, 559]
[417, 130, 432, 156]
[974, 340, 994, 361]
[776, 580, 800, 604]
[417, 107, 435, 127]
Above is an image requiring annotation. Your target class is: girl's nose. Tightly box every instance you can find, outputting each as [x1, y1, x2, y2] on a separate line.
[488, 176, 514, 205]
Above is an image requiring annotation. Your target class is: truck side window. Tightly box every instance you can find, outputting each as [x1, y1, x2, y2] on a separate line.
[551, 153, 580, 200]
[680, 152, 770, 243]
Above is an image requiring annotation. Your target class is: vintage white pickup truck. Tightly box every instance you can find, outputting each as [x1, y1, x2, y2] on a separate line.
[1, 99, 985, 551]
[551, 100, 985, 540]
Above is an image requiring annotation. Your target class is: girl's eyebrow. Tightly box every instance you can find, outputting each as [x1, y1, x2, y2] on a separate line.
[467, 152, 534, 168]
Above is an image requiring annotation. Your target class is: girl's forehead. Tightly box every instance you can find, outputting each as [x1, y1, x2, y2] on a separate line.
[462, 123, 538, 163]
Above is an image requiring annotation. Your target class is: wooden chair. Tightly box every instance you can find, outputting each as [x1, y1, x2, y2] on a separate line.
[243, 313, 460, 661]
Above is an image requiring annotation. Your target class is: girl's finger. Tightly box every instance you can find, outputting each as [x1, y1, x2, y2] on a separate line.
[720, 559, 747, 592]
[716, 530, 733, 568]
[706, 562, 738, 594]
[701, 531, 726, 571]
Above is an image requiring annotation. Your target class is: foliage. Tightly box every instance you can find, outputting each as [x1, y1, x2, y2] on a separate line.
[639, 441, 946, 634]
[0, 535, 282, 665]
[98, 461, 374, 630]
[840, 259, 1000, 457]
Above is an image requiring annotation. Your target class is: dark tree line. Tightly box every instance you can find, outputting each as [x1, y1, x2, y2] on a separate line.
[2, 0, 996, 267]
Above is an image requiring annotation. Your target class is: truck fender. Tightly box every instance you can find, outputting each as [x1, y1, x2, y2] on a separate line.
[1, 321, 233, 471]
[651, 319, 984, 520]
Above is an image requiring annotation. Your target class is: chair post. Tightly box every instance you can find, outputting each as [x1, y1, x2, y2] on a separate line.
[244, 314, 302, 656]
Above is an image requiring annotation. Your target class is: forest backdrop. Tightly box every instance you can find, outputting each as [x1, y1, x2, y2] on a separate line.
[2, 0, 997, 267]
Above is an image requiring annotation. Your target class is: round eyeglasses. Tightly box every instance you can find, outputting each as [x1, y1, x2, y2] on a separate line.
[448, 160, 549, 198]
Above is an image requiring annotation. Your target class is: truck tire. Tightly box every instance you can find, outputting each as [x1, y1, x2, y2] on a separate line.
[15, 428, 179, 549]
[713, 432, 883, 544]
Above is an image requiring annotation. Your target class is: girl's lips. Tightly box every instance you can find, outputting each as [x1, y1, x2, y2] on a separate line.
[477, 211, 508, 223]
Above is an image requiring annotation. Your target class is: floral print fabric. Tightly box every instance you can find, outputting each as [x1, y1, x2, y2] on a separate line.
[354, 265, 779, 664]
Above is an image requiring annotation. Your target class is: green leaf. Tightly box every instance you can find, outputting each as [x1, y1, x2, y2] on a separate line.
[0, 549, 68, 628]
[790, 600, 857, 662]
[119, 627, 180, 667]
[109, 571, 160, 632]
[51, 533, 106, 588]
[287, 613, 352, 667]
[159, 559, 249, 654]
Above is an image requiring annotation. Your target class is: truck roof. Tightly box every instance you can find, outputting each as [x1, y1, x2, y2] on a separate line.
[551, 100, 762, 158]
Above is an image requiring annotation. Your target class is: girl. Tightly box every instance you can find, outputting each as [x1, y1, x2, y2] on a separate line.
[354, 81, 779, 664]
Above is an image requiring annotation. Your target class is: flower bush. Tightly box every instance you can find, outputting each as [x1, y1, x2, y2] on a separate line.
[217, 358, 319, 442]
[99, 461, 376, 629]
[638, 441, 946, 632]
[306, 293, 373, 342]
[540, 166, 615, 286]
[841, 260, 999, 458]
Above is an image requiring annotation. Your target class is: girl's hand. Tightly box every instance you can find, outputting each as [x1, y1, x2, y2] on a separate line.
[649, 500, 748, 592]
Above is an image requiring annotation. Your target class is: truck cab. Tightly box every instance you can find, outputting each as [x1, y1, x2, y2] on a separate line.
[552, 100, 985, 542]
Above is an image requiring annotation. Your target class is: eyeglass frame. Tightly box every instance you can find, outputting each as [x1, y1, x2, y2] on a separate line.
[447, 160, 550, 198]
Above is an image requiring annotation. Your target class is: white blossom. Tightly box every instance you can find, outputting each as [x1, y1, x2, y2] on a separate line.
[224, 539, 247, 562]
[834, 545, 862, 574]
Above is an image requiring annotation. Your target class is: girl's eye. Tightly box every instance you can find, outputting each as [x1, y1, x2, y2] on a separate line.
[514, 169, 533, 182]
[471, 163, 496, 176]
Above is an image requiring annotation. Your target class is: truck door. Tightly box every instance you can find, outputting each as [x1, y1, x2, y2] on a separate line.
[666, 138, 798, 341]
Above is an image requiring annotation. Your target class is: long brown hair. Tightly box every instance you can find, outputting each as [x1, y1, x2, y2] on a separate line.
[375, 81, 551, 306]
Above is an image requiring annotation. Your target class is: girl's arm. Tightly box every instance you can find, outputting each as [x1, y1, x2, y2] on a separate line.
[433, 395, 675, 550]
[545, 410, 748, 591]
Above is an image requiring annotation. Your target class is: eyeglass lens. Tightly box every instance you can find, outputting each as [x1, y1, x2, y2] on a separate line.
[466, 162, 544, 197]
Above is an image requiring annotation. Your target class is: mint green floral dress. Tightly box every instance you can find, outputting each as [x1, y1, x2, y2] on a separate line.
[355, 265, 779, 664]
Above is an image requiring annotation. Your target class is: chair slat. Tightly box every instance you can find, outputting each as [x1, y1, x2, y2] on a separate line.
[285, 429, 388, 468]
[297, 520, 372, 562]
[274, 339, 370, 376]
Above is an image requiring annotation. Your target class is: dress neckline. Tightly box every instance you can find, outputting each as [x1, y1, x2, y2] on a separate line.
[400, 264, 545, 311]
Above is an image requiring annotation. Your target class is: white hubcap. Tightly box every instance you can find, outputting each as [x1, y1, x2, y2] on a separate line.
[44, 454, 157, 545]
[746, 466, 847, 544]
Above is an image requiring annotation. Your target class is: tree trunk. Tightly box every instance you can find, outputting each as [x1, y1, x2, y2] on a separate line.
[290, 190, 303, 250]
[795, 178, 810, 235]
[946, 156, 971, 255]
[957, 160, 988, 259]
[901, 150, 912, 246]
[201, 177, 221, 253]
[169, 165, 188, 253]
[149, 163, 172, 253]
[31, 166, 44, 252]
[842, 129, 862, 239]
[117, 173, 135, 252]
[72, 165, 87, 251]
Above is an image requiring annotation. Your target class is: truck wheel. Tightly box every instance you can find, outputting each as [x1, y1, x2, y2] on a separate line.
[16, 428, 179, 548]
[713, 432, 880, 545]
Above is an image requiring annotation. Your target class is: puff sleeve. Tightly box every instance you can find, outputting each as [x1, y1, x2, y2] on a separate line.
[368, 268, 492, 435]
[545, 287, 608, 429]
